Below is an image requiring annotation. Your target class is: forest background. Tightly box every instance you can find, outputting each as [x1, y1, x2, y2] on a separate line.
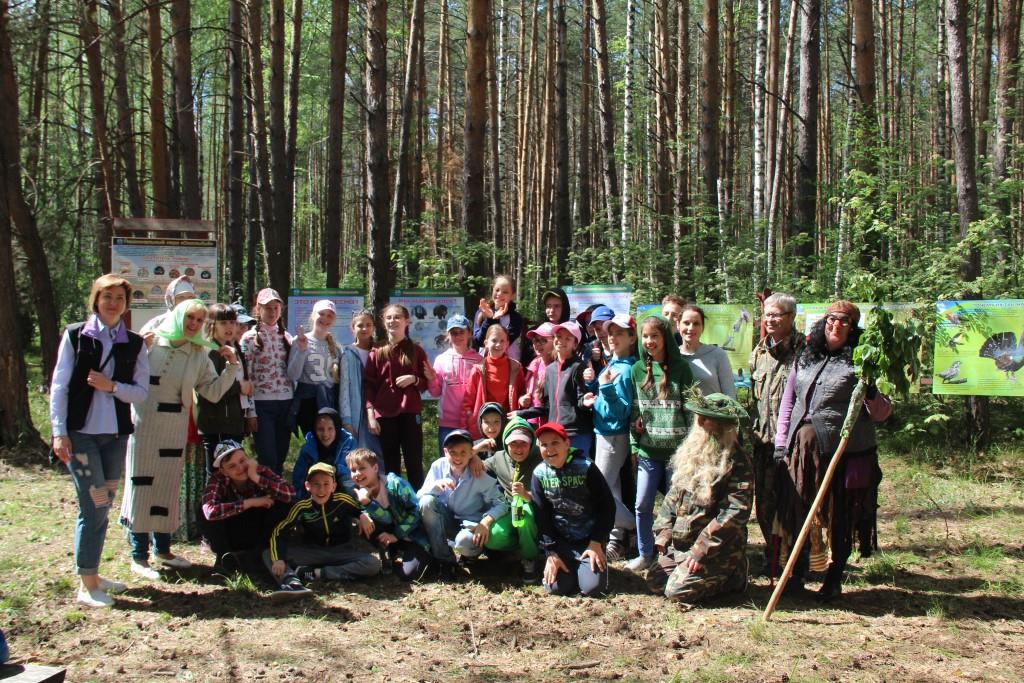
[0, 0, 1023, 453]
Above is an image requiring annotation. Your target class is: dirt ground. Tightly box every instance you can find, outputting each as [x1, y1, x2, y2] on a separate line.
[1, 451, 1022, 683]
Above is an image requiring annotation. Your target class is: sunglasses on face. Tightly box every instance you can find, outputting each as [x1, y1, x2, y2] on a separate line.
[825, 314, 852, 327]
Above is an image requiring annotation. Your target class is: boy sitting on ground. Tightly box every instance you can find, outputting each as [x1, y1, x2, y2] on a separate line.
[483, 417, 543, 583]
[531, 422, 616, 596]
[201, 440, 295, 570]
[418, 430, 508, 580]
[266, 463, 380, 600]
[347, 448, 432, 581]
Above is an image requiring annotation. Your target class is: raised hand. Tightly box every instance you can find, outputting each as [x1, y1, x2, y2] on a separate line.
[478, 298, 493, 319]
[422, 361, 436, 382]
[295, 325, 309, 351]
[218, 345, 237, 365]
[600, 368, 619, 385]
[582, 392, 596, 408]
[583, 367, 595, 382]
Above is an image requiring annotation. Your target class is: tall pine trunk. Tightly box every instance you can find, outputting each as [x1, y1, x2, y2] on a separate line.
[390, 0, 425, 261]
[324, 0, 349, 286]
[699, 0, 721, 212]
[462, 0, 490, 287]
[946, 0, 988, 447]
[365, 0, 390, 312]
[0, 0, 43, 448]
[108, 0, 144, 217]
[170, 0, 201, 219]
[591, 0, 620, 229]
[147, 1, 170, 218]
[791, 0, 820, 263]
[226, 0, 247, 295]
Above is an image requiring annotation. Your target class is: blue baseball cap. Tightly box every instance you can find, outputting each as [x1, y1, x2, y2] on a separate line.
[446, 314, 472, 332]
[588, 305, 615, 328]
[442, 429, 474, 448]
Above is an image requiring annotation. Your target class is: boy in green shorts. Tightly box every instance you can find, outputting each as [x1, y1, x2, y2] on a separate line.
[483, 416, 543, 583]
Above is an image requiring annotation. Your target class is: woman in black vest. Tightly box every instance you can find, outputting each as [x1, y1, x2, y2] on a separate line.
[772, 300, 892, 601]
[49, 274, 150, 608]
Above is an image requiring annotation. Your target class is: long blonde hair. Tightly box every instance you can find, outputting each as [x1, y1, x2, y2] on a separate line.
[378, 304, 414, 367]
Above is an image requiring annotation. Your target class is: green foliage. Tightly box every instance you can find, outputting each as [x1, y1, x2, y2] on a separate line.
[854, 306, 925, 397]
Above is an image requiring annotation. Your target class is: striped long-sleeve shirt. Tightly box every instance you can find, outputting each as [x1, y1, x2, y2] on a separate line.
[268, 492, 363, 562]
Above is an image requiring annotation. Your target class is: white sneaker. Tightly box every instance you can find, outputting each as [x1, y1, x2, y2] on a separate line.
[77, 587, 114, 608]
[98, 577, 127, 594]
[156, 554, 192, 570]
[130, 561, 162, 580]
[625, 555, 654, 572]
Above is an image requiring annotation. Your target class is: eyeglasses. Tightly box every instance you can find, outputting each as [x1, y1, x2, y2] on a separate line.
[763, 312, 792, 321]
[825, 314, 852, 327]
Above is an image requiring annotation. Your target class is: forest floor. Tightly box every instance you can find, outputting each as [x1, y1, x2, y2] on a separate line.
[2, 445, 1022, 683]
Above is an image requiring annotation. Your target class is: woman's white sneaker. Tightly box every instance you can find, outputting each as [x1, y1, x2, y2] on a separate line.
[77, 587, 114, 608]
[130, 561, 162, 580]
[156, 554, 192, 570]
[98, 577, 127, 594]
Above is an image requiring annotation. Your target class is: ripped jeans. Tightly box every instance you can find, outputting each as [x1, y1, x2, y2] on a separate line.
[67, 431, 128, 576]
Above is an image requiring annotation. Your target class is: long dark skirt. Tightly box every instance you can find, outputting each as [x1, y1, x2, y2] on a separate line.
[777, 424, 881, 572]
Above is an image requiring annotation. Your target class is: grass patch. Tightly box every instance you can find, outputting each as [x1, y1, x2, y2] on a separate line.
[961, 541, 1005, 571]
[926, 598, 948, 620]
[64, 610, 87, 624]
[0, 593, 30, 614]
[676, 653, 754, 683]
[745, 617, 776, 644]
[221, 571, 258, 595]
[861, 551, 919, 584]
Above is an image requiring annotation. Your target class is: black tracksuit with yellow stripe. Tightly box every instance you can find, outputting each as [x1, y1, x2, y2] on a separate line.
[268, 492, 362, 563]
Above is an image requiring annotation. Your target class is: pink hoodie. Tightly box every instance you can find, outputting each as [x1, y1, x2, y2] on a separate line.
[428, 347, 485, 428]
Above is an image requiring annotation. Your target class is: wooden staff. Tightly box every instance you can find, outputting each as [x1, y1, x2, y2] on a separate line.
[762, 380, 867, 621]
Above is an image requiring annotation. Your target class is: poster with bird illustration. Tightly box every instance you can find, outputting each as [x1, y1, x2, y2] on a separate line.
[700, 304, 754, 388]
[932, 300, 1024, 396]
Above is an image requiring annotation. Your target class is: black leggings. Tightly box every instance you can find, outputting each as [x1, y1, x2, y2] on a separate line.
[377, 413, 424, 490]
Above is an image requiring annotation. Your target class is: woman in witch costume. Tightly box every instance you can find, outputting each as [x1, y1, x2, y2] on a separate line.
[773, 301, 892, 601]
[120, 300, 241, 580]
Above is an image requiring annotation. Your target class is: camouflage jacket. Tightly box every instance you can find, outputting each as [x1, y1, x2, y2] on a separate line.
[653, 445, 753, 566]
[748, 329, 805, 446]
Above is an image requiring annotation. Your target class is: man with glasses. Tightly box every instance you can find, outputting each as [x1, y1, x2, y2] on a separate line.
[748, 293, 803, 577]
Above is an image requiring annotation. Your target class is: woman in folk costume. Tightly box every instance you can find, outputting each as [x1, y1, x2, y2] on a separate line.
[773, 300, 892, 601]
[120, 299, 241, 580]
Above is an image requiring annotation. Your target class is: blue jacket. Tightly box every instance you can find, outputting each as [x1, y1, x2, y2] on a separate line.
[292, 431, 357, 499]
[531, 450, 615, 556]
[338, 346, 383, 457]
[589, 355, 636, 436]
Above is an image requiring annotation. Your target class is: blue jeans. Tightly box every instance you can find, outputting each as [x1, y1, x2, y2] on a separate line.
[67, 432, 128, 576]
[544, 543, 609, 596]
[253, 399, 293, 474]
[569, 433, 593, 457]
[128, 530, 172, 562]
[635, 457, 671, 559]
[419, 494, 485, 564]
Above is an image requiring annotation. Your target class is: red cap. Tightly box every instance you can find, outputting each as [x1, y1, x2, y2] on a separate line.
[534, 422, 568, 441]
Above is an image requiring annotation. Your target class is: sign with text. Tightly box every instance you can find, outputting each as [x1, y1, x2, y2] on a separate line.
[563, 284, 633, 321]
[286, 289, 367, 345]
[111, 237, 218, 308]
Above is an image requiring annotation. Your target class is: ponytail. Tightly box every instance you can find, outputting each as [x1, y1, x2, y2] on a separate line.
[640, 357, 671, 400]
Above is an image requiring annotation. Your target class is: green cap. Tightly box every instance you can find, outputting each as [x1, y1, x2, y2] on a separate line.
[685, 391, 748, 422]
[307, 462, 336, 480]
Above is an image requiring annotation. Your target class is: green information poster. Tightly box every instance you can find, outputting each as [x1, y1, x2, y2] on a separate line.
[932, 299, 1024, 396]
[700, 304, 754, 387]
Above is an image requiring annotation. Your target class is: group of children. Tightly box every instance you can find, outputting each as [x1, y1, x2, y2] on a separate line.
[54, 271, 747, 609]
[188, 275, 748, 599]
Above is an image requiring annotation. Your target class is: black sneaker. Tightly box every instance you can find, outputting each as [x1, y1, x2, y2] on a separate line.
[605, 539, 627, 562]
[437, 562, 462, 583]
[293, 565, 317, 583]
[270, 577, 312, 602]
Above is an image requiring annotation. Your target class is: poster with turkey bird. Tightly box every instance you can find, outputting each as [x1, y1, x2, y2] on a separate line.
[932, 300, 1024, 396]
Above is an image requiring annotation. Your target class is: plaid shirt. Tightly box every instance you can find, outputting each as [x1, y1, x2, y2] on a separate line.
[202, 465, 296, 521]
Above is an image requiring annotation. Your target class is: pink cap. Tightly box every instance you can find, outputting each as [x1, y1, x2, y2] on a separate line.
[256, 288, 283, 305]
[312, 299, 336, 315]
[602, 314, 635, 332]
[550, 321, 582, 345]
[526, 322, 557, 340]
